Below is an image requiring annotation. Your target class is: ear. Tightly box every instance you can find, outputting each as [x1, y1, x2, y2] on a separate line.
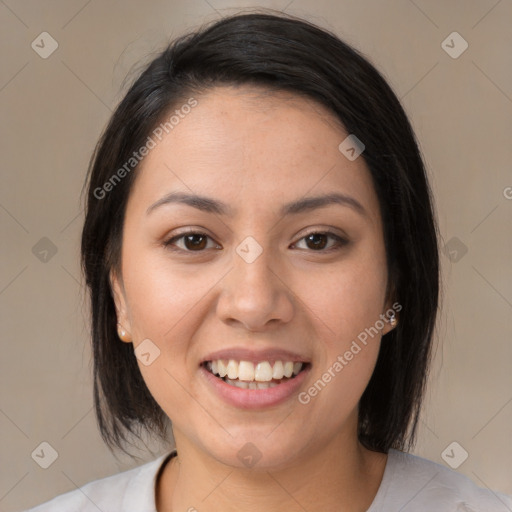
[110, 268, 132, 343]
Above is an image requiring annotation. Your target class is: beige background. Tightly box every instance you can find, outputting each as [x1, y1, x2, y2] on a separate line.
[1, 0, 511, 510]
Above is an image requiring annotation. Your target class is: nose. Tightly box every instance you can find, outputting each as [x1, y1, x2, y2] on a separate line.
[215, 245, 295, 332]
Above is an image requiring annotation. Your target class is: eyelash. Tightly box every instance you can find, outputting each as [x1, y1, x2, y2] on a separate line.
[162, 229, 349, 254]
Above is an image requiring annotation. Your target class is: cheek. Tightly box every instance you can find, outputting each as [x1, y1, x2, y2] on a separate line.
[296, 242, 387, 407]
[121, 260, 210, 425]
[120, 248, 226, 396]
[122, 253, 207, 343]
[300, 263, 385, 423]
[301, 344, 380, 436]
[300, 249, 388, 344]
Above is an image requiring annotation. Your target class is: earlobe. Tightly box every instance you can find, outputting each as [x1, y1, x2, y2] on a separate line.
[381, 295, 399, 336]
[109, 269, 133, 343]
[388, 311, 398, 330]
[379, 314, 398, 338]
[117, 323, 132, 343]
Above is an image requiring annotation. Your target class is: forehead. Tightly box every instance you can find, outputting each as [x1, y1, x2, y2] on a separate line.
[127, 85, 380, 223]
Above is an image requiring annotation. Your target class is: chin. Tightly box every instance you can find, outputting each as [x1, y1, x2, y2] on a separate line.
[195, 426, 309, 472]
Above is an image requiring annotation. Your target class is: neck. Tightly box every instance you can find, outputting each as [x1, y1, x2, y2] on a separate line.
[156, 431, 388, 512]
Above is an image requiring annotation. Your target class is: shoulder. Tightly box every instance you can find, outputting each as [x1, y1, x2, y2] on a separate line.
[376, 448, 512, 512]
[23, 451, 173, 512]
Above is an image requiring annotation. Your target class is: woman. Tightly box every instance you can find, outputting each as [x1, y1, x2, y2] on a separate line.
[26, 11, 512, 512]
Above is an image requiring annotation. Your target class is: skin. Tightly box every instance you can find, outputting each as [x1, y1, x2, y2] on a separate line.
[111, 85, 397, 511]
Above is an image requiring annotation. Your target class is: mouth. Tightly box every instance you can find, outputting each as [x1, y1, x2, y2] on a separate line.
[201, 359, 310, 390]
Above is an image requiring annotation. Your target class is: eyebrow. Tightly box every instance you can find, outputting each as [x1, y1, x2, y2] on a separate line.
[146, 191, 368, 218]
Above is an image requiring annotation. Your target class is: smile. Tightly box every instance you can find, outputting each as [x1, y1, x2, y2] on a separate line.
[203, 359, 306, 389]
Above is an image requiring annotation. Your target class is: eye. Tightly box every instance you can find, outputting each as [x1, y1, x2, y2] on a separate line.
[163, 231, 220, 252]
[292, 230, 349, 252]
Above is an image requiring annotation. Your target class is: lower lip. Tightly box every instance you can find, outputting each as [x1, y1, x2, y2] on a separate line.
[199, 365, 310, 409]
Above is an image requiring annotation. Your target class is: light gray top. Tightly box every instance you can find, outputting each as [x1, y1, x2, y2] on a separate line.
[25, 448, 512, 511]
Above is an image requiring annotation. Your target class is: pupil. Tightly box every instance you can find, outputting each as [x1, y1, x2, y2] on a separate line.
[185, 234, 206, 250]
[307, 233, 327, 250]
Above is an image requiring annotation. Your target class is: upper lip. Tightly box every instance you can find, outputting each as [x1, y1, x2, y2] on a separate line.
[201, 347, 311, 365]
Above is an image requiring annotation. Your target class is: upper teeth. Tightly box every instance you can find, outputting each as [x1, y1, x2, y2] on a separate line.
[209, 360, 303, 382]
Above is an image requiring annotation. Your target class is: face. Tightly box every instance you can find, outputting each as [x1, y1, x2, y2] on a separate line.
[111, 86, 396, 470]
